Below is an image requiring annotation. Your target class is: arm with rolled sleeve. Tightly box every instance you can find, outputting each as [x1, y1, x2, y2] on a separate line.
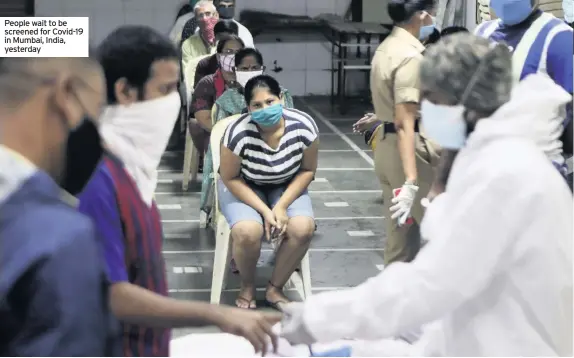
[16, 224, 111, 356]
[292, 174, 523, 343]
[78, 166, 128, 283]
[393, 56, 421, 183]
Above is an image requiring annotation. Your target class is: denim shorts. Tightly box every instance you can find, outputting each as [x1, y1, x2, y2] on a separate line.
[217, 179, 314, 227]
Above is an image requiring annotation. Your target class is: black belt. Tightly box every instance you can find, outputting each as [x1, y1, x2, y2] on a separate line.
[383, 121, 419, 133]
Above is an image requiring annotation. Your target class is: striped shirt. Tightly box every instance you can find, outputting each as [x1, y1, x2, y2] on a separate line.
[223, 107, 319, 185]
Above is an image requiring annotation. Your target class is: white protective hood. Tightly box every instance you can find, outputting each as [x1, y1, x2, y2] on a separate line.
[466, 73, 570, 165]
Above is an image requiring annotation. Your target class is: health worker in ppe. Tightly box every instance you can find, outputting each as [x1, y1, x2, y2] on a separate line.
[0, 58, 121, 355]
[279, 33, 573, 357]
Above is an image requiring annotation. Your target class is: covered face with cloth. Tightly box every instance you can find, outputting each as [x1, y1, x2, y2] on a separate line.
[279, 33, 573, 356]
[0, 58, 120, 355]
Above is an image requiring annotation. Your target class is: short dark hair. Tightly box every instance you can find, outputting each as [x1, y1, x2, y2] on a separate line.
[387, 0, 435, 23]
[97, 25, 178, 104]
[244, 74, 281, 104]
[234, 48, 263, 67]
[214, 19, 239, 35]
[441, 26, 469, 37]
[216, 33, 245, 53]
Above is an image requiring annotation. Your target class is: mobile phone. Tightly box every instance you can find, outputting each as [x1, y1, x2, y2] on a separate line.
[392, 188, 414, 226]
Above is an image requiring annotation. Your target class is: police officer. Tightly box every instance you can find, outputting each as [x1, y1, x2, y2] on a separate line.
[371, 0, 439, 265]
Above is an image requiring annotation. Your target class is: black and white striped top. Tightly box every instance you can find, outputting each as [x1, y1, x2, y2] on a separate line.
[222, 108, 319, 185]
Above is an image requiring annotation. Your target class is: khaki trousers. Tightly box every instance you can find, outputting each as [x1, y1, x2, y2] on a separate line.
[374, 131, 440, 265]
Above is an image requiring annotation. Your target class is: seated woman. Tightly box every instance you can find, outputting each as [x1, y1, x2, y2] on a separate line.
[214, 48, 294, 121]
[218, 75, 318, 310]
[188, 33, 244, 158]
[199, 48, 294, 215]
[193, 20, 239, 89]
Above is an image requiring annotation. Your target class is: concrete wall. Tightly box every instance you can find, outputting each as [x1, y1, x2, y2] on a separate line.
[35, 0, 356, 96]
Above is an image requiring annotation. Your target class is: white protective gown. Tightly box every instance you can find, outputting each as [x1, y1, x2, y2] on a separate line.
[292, 74, 573, 356]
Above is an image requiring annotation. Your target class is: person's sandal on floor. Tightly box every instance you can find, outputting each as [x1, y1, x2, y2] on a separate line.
[265, 281, 290, 312]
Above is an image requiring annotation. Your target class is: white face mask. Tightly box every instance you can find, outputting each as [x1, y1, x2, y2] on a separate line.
[218, 54, 235, 72]
[99, 91, 181, 205]
[420, 100, 467, 150]
[235, 69, 263, 87]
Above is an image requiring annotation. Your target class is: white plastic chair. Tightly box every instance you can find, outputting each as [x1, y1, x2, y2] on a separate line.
[182, 124, 200, 191]
[209, 116, 312, 304]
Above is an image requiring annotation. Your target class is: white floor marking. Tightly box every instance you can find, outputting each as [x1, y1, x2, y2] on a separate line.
[319, 149, 357, 152]
[161, 216, 383, 223]
[157, 179, 173, 183]
[312, 177, 328, 182]
[376, 264, 385, 271]
[301, 99, 375, 167]
[157, 204, 182, 210]
[324, 201, 349, 207]
[347, 230, 375, 237]
[162, 248, 383, 254]
[173, 266, 204, 274]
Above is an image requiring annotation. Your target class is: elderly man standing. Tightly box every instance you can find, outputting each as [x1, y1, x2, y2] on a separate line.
[0, 58, 120, 356]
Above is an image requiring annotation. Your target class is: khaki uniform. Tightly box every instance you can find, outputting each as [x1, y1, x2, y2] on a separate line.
[370, 27, 440, 265]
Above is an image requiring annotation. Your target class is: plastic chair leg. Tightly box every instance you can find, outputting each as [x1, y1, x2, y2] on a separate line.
[182, 128, 193, 191]
[300, 253, 312, 298]
[210, 217, 232, 304]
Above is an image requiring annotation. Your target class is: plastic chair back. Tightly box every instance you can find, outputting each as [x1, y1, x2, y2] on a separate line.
[210, 114, 241, 174]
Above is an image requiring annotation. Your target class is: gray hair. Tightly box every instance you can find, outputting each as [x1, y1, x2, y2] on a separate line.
[194, 0, 216, 13]
[419, 33, 513, 115]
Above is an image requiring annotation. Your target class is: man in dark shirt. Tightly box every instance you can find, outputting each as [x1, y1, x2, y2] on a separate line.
[0, 58, 120, 356]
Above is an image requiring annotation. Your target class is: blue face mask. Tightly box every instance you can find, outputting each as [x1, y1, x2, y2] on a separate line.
[419, 16, 435, 40]
[490, 0, 533, 25]
[250, 103, 283, 127]
[420, 100, 467, 150]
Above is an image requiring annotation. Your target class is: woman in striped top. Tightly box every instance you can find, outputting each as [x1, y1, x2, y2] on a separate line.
[219, 75, 318, 310]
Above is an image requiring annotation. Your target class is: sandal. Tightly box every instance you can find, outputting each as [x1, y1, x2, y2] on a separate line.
[265, 281, 290, 312]
[235, 295, 256, 309]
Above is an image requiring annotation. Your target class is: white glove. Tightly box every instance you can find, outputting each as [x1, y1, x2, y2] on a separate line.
[390, 182, 419, 226]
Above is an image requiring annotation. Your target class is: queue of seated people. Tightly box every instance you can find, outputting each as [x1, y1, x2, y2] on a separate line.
[174, 1, 312, 309]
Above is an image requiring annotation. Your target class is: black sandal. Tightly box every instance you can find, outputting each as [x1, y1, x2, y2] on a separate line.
[235, 295, 256, 309]
[265, 281, 290, 312]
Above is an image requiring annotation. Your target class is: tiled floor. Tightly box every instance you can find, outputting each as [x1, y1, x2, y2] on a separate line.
[159, 97, 385, 338]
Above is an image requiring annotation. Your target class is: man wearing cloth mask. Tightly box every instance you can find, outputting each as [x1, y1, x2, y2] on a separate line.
[78, 26, 280, 357]
[181, 0, 219, 92]
[181, 0, 254, 48]
[0, 58, 120, 355]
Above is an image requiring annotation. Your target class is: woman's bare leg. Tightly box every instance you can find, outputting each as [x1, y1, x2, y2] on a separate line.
[231, 221, 264, 308]
[266, 216, 314, 308]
